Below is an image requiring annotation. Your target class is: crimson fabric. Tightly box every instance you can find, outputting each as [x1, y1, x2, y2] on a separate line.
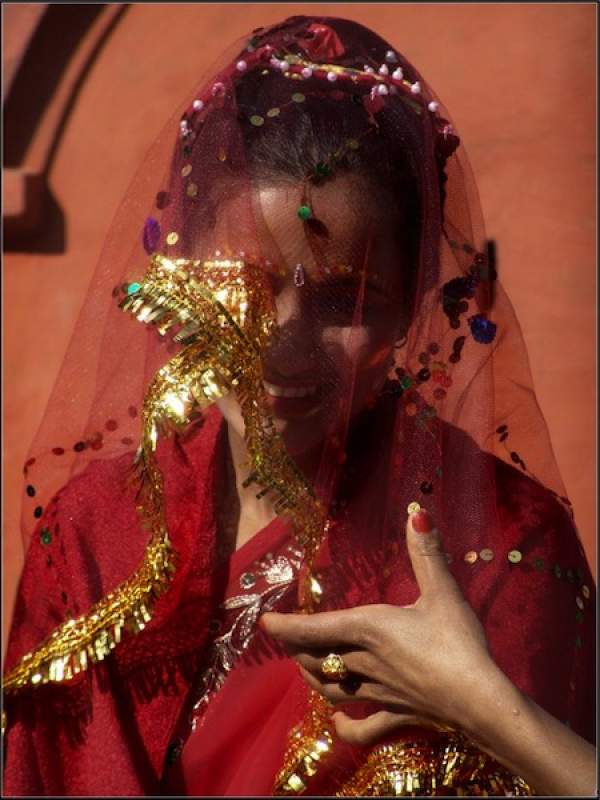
[3, 405, 595, 796]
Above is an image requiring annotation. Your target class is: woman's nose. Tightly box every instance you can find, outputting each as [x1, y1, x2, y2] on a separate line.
[274, 284, 302, 328]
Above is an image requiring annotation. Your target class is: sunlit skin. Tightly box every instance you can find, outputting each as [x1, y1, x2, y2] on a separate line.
[215, 174, 409, 549]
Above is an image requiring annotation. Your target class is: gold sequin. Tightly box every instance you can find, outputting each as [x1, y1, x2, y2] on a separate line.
[464, 550, 478, 565]
[292, 93, 306, 103]
[582, 585, 590, 599]
[347, 138, 360, 150]
[250, 115, 265, 126]
[267, 107, 281, 117]
[186, 182, 198, 198]
[508, 549, 522, 564]
[166, 232, 179, 246]
[181, 164, 192, 177]
[407, 501, 421, 515]
[480, 548, 494, 562]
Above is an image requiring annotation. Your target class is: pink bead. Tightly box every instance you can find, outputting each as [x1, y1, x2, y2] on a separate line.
[236, 60, 248, 72]
[428, 101, 439, 112]
[301, 67, 313, 78]
[327, 71, 337, 82]
[378, 64, 389, 76]
[410, 81, 421, 94]
[377, 84, 389, 95]
[192, 99, 204, 111]
[392, 67, 404, 80]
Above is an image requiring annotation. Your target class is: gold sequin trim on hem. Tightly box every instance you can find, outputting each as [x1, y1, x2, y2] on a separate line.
[337, 735, 534, 796]
[3, 530, 175, 693]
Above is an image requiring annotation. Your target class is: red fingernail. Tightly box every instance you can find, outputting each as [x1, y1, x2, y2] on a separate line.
[412, 509, 434, 534]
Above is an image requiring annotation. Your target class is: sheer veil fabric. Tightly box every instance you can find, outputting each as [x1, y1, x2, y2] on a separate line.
[3, 15, 594, 797]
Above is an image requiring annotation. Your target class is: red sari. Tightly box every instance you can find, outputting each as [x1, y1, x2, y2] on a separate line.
[3, 407, 595, 796]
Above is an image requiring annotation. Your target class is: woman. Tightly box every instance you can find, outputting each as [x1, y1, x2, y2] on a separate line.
[2, 15, 594, 796]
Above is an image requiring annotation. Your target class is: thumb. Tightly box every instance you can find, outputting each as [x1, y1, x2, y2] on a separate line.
[406, 506, 461, 600]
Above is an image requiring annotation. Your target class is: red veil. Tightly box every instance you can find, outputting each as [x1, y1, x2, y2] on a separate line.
[2, 16, 594, 796]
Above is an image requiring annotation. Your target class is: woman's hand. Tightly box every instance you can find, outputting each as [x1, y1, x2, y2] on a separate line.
[261, 508, 496, 745]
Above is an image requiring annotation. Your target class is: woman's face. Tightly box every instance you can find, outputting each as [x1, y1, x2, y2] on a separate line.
[216, 174, 410, 459]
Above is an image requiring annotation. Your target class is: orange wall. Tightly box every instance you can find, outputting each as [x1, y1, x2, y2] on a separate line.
[3, 4, 596, 644]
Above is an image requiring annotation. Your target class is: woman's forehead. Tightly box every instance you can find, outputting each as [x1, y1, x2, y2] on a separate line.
[255, 179, 404, 283]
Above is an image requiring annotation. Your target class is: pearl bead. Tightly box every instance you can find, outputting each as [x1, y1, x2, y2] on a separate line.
[377, 84, 389, 95]
[392, 67, 404, 80]
[378, 64, 389, 76]
[301, 67, 313, 78]
[279, 60, 290, 72]
[410, 81, 421, 94]
[236, 60, 248, 72]
[364, 65, 375, 74]
[192, 99, 204, 111]
[327, 71, 337, 82]
[428, 101, 439, 112]
[385, 50, 398, 63]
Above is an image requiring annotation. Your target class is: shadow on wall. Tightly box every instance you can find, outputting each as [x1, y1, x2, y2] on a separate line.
[3, 3, 128, 253]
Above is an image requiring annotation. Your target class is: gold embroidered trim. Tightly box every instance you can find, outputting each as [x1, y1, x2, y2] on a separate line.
[274, 691, 335, 794]
[4, 253, 329, 695]
[337, 735, 535, 796]
[3, 530, 175, 693]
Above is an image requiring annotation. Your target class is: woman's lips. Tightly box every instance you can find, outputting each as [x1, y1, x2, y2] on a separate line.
[262, 379, 325, 417]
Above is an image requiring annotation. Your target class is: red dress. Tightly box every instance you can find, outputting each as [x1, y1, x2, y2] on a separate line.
[3, 409, 595, 795]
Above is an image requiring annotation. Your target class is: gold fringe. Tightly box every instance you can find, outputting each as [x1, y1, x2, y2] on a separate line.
[338, 735, 534, 796]
[3, 530, 175, 694]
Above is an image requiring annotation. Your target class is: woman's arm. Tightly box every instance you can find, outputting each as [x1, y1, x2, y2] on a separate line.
[262, 508, 597, 797]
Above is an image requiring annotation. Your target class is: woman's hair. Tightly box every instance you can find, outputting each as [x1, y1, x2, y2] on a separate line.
[229, 67, 426, 304]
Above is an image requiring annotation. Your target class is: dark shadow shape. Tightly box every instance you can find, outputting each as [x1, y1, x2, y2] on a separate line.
[3, 4, 130, 254]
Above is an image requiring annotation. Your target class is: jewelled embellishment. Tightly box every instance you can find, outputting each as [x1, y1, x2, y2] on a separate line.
[480, 548, 494, 562]
[407, 501, 421, 515]
[508, 550, 522, 564]
[469, 314, 497, 344]
[40, 528, 52, 546]
[240, 572, 257, 589]
[294, 263, 305, 287]
[297, 204, 312, 221]
[142, 217, 161, 255]
[165, 232, 179, 246]
[181, 164, 192, 177]
[464, 550, 478, 565]
[250, 115, 265, 127]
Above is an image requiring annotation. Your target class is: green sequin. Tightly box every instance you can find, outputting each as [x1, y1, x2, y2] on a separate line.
[297, 205, 312, 221]
[40, 528, 52, 546]
[315, 162, 332, 178]
[249, 115, 265, 127]
[400, 376, 413, 390]
[291, 93, 306, 103]
[127, 282, 141, 295]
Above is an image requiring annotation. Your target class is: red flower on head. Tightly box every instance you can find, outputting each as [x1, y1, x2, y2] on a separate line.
[298, 23, 345, 61]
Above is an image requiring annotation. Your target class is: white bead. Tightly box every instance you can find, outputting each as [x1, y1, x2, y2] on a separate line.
[428, 101, 439, 112]
[301, 67, 313, 79]
[180, 120, 188, 129]
[377, 84, 389, 95]
[327, 71, 337, 82]
[378, 64, 389, 76]
[236, 60, 248, 72]
[192, 99, 204, 111]
[279, 60, 290, 72]
[269, 57, 281, 69]
[392, 67, 404, 81]
[385, 50, 398, 63]
[364, 65, 375, 74]
[410, 81, 421, 94]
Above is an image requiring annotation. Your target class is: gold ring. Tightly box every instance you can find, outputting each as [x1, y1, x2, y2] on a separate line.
[321, 652, 348, 681]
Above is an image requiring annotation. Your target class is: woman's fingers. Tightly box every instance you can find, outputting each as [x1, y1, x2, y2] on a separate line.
[332, 709, 422, 747]
[293, 648, 372, 681]
[406, 509, 463, 602]
[298, 665, 400, 706]
[261, 606, 376, 649]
